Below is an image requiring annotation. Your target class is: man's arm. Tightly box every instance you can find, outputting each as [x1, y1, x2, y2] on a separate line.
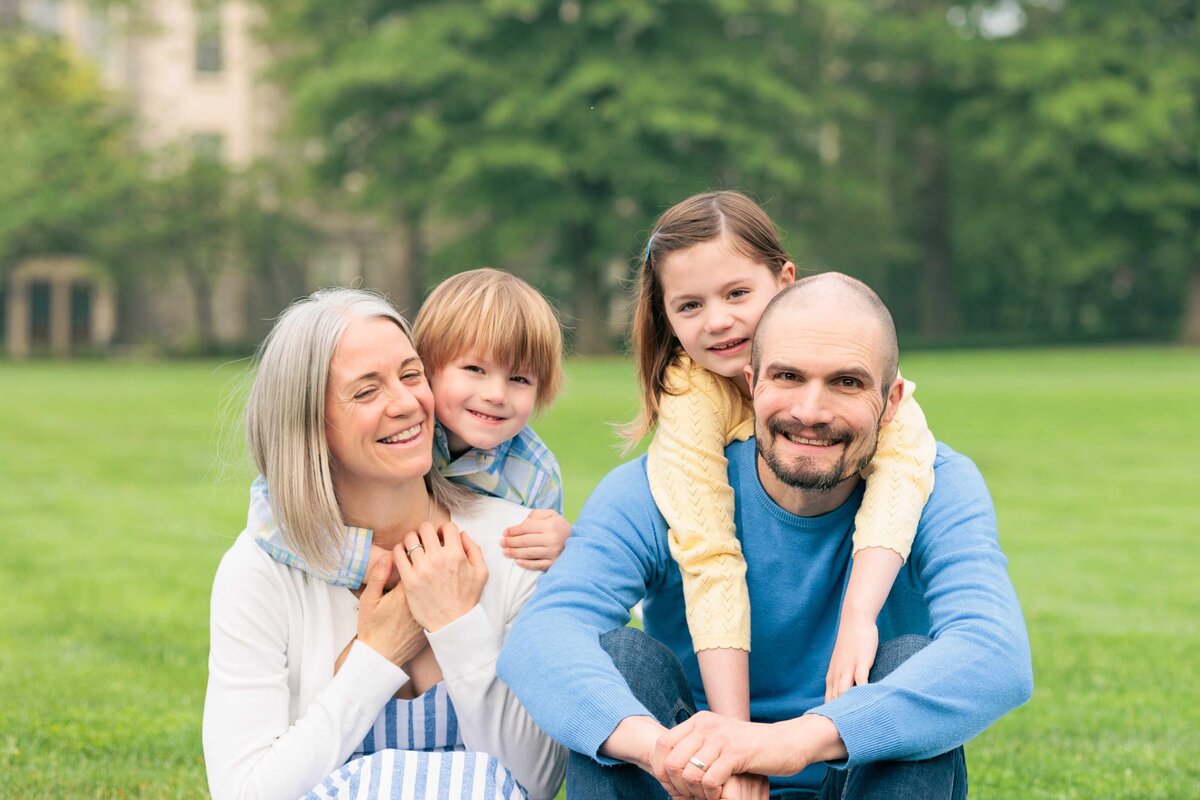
[497, 459, 673, 764]
[809, 449, 1034, 764]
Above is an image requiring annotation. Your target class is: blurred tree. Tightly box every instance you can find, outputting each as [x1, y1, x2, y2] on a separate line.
[233, 160, 320, 339]
[951, 0, 1200, 342]
[0, 32, 141, 276]
[254, 0, 819, 351]
[133, 152, 237, 353]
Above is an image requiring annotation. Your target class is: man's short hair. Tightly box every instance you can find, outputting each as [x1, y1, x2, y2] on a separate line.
[750, 272, 899, 392]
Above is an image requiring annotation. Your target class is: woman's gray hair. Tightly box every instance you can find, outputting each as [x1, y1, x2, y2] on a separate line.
[245, 287, 473, 571]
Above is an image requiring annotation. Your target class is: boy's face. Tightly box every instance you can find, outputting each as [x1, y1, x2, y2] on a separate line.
[430, 351, 539, 456]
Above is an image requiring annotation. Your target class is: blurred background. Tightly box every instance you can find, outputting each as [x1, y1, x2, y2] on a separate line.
[2, 0, 1197, 357]
[2, 2, 1199, 798]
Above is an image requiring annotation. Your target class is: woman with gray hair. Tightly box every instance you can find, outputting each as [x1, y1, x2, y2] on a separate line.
[202, 288, 564, 800]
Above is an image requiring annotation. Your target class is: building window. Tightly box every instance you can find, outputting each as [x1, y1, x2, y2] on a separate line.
[83, 7, 111, 63]
[25, 0, 63, 33]
[30, 280, 51, 346]
[194, 1, 224, 75]
[191, 132, 225, 162]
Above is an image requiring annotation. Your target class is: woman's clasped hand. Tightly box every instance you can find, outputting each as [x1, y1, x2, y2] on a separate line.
[394, 520, 488, 633]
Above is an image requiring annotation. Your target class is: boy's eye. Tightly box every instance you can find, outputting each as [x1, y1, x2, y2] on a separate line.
[462, 364, 484, 374]
[510, 375, 533, 385]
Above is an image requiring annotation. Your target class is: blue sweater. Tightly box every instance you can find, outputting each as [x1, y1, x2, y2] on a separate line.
[498, 440, 1033, 794]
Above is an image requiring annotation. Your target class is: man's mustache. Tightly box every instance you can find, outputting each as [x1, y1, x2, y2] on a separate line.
[765, 419, 853, 444]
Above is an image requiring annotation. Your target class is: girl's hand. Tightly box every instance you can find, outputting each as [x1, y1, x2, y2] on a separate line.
[824, 610, 878, 701]
[355, 549, 427, 667]
[502, 509, 571, 571]
[395, 521, 488, 632]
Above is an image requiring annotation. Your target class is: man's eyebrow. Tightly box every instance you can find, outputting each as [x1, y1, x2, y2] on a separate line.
[764, 360, 802, 375]
[835, 366, 875, 384]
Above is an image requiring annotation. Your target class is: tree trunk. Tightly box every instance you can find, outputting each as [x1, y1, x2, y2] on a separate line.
[184, 260, 218, 354]
[113, 275, 151, 346]
[913, 124, 962, 340]
[398, 205, 428, 319]
[1183, 260, 1200, 345]
[565, 220, 608, 355]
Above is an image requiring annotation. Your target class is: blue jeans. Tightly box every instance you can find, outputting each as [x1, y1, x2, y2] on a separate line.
[566, 630, 967, 800]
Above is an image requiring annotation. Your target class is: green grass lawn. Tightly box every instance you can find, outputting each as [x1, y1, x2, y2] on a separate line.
[1, 347, 1197, 798]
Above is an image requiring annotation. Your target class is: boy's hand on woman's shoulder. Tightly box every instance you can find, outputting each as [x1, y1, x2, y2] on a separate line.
[502, 509, 571, 571]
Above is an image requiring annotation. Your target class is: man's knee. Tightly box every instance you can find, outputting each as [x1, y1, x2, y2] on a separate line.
[869, 634, 933, 683]
[598, 627, 695, 727]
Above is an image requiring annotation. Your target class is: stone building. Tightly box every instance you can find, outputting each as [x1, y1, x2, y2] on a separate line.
[2, 0, 404, 357]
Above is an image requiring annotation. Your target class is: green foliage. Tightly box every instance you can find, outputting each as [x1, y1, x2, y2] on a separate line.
[0, 32, 142, 269]
[255, 0, 827, 350]
[951, 0, 1200, 340]
[2, 350, 1199, 796]
[251, 0, 1200, 346]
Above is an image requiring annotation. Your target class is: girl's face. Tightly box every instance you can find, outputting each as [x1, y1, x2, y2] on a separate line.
[659, 235, 795, 381]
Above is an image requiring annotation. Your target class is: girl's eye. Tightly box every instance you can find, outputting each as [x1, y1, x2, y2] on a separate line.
[729, 288, 750, 300]
[677, 301, 700, 313]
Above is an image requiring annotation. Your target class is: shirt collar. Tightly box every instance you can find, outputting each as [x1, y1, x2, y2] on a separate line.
[433, 422, 514, 477]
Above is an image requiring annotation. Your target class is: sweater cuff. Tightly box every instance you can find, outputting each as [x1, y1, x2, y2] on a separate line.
[426, 604, 499, 680]
[562, 697, 660, 766]
[809, 691, 904, 766]
[338, 640, 409, 712]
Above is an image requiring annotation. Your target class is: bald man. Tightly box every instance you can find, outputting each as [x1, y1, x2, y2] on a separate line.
[500, 274, 1033, 800]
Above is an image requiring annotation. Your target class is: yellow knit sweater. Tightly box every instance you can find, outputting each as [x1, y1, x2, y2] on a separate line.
[646, 355, 937, 652]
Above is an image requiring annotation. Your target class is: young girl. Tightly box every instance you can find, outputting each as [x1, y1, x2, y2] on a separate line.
[624, 191, 936, 718]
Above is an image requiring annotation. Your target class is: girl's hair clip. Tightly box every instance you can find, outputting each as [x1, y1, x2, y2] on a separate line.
[644, 232, 656, 264]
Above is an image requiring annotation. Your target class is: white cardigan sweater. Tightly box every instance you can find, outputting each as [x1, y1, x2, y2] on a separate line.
[202, 495, 566, 800]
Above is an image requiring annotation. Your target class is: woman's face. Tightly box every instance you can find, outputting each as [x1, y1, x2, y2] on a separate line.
[324, 316, 435, 493]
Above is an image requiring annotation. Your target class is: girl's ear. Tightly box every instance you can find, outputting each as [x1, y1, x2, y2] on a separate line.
[778, 261, 797, 286]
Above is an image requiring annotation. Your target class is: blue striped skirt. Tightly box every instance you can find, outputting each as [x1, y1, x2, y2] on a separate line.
[304, 683, 527, 800]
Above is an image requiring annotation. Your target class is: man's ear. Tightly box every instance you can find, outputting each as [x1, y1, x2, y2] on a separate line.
[880, 377, 905, 428]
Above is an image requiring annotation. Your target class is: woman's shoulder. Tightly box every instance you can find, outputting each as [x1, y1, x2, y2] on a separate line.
[212, 530, 299, 598]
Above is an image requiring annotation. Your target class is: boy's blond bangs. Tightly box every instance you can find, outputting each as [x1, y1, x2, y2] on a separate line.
[415, 269, 564, 409]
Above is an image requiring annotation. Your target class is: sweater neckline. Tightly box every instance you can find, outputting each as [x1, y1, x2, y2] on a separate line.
[735, 440, 864, 530]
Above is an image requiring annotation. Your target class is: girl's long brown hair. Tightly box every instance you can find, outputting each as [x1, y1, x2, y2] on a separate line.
[621, 191, 792, 449]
